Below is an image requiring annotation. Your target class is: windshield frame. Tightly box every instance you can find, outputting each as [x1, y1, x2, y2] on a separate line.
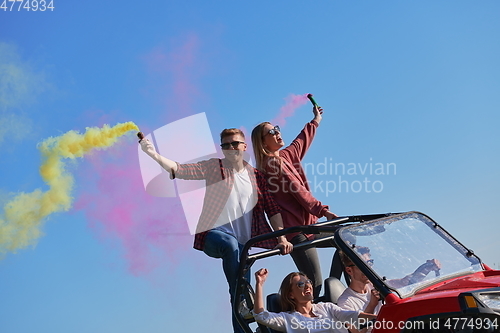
[334, 211, 484, 299]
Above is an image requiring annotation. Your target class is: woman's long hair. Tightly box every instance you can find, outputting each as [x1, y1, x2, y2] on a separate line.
[279, 271, 309, 312]
[251, 122, 272, 172]
[251, 122, 284, 178]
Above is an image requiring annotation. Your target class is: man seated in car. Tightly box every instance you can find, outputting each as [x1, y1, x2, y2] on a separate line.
[337, 249, 381, 333]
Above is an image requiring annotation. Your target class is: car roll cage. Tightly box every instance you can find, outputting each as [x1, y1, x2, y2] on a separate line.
[233, 213, 398, 333]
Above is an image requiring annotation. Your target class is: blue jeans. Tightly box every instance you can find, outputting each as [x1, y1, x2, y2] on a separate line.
[203, 229, 250, 333]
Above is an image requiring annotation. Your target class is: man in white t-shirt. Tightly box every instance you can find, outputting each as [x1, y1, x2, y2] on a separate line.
[337, 250, 381, 333]
[140, 128, 293, 333]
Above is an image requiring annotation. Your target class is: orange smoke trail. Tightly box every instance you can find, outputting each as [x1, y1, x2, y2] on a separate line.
[0, 121, 139, 257]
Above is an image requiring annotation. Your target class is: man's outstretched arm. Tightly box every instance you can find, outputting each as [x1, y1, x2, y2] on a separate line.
[139, 139, 178, 175]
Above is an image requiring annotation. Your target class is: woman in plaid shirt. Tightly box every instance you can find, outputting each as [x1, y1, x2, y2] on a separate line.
[140, 128, 292, 333]
[251, 105, 338, 299]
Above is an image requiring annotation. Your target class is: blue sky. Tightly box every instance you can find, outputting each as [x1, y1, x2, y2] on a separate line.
[1, 1, 499, 332]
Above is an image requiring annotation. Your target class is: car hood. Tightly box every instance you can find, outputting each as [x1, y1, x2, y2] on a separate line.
[416, 270, 500, 295]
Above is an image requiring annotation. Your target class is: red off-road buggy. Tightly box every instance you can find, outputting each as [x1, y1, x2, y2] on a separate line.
[234, 211, 500, 332]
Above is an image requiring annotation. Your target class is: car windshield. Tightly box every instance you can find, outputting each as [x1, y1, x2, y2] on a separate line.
[337, 212, 483, 298]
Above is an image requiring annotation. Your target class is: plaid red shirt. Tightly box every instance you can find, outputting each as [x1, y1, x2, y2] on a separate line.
[263, 120, 329, 241]
[174, 158, 281, 251]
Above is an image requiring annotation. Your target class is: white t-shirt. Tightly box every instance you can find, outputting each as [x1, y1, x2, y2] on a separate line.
[214, 168, 256, 244]
[253, 302, 361, 333]
[337, 286, 381, 333]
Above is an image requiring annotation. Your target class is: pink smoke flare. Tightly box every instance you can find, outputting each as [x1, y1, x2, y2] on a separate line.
[74, 139, 193, 276]
[270, 94, 309, 128]
[73, 34, 211, 276]
[142, 33, 207, 124]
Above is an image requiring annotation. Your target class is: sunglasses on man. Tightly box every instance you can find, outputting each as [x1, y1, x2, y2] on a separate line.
[220, 141, 245, 150]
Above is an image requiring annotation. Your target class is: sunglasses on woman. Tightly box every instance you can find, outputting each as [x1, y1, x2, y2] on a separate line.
[296, 279, 313, 289]
[266, 125, 281, 136]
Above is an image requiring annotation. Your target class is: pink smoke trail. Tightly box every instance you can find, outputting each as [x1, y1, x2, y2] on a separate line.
[270, 94, 309, 128]
[74, 34, 212, 276]
[74, 139, 193, 276]
[142, 33, 206, 124]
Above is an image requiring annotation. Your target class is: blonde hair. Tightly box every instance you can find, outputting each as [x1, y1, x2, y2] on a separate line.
[220, 128, 245, 142]
[251, 122, 284, 175]
[339, 251, 352, 266]
[251, 122, 271, 171]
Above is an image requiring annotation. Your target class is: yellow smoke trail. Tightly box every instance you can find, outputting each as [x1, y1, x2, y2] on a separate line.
[0, 121, 139, 257]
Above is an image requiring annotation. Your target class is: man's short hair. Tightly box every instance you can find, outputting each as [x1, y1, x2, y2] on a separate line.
[339, 246, 371, 267]
[339, 251, 354, 267]
[220, 128, 245, 141]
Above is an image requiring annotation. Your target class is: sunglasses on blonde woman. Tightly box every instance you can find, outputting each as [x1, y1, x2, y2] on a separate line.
[266, 125, 280, 136]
